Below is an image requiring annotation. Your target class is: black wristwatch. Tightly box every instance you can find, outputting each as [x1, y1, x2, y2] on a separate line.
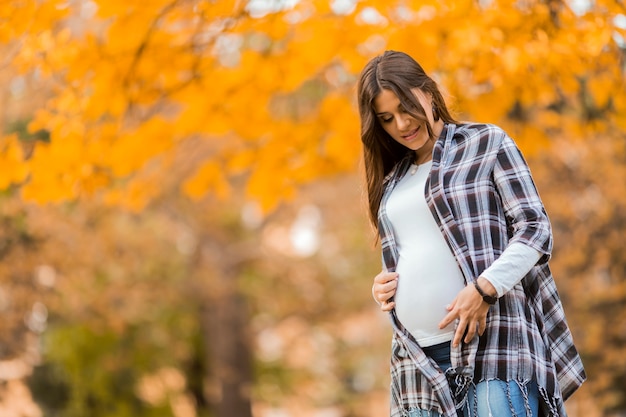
[474, 282, 498, 305]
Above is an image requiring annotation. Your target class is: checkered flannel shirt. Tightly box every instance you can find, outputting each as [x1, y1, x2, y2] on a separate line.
[378, 123, 586, 417]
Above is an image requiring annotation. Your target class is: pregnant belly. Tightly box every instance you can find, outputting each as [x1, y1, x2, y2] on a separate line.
[393, 253, 465, 345]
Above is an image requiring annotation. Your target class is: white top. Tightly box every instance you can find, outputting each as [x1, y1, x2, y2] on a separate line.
[481, 241, 541, 297]
[385, 162, 541, 346]
[386, 161, 465, 346]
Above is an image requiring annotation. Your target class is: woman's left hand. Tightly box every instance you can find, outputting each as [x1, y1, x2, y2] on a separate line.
[438, 277, 495, 347]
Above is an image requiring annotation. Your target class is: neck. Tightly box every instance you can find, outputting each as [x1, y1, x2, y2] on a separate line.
[414, 148, 432, 165]
[432, 118, 444, 138]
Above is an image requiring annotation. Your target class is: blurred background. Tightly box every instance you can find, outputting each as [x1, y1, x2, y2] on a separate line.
[0, 0, 625, 416]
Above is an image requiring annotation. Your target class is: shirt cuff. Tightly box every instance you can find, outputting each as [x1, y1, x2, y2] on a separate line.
[481, 242, 542, 298]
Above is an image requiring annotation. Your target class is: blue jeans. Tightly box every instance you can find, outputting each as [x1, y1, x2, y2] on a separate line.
[407, 342, 540, 417]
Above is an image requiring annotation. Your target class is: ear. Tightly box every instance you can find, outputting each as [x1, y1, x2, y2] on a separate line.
[432, 102, 440, 122]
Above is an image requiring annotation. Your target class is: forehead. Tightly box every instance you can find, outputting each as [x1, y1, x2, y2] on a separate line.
[373, 89, 401, 113]
[373, 88, 427, 113]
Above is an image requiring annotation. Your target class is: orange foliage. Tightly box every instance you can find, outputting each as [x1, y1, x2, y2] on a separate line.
[0, 0, 624, 212]
[3, 3, 626, 416]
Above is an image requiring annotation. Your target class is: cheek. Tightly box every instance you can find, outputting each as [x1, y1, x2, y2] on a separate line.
[381, 123, 396, 137]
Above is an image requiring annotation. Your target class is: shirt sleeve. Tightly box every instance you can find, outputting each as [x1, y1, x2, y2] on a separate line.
[480, 242, 542, 297]
[493, 134, 553, 259]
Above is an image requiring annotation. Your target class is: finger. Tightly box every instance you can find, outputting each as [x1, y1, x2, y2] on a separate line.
[464, 322, 477, 344]
[383, 285, 397, 295]
[374, 282, 395, 300]
[438, 310, 456, 329]
[478, 318, 487, 336]
[381, 281, 397, 295]
[452, 321, 465, 347]
[375, 272, 398, 284]
[381, 301, 395, 311]
[378, 290, 396, 303]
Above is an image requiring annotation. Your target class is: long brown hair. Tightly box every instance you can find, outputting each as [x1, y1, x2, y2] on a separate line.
[357, 50, 457, 231]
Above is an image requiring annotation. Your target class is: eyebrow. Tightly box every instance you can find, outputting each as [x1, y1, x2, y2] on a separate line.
[375, 103, 403, 116]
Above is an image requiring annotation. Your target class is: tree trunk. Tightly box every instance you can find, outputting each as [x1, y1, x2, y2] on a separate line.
[202, 293, 253, 417]
[197, 237, 253, 417]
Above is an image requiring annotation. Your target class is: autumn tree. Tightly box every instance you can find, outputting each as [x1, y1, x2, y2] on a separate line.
[1, 0, 625, 416]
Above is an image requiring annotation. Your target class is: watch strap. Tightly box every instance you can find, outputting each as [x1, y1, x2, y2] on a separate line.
[474, 281, 498, 305]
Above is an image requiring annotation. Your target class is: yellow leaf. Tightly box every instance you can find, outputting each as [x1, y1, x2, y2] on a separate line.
[588, 76, 614, 107]
[109, 117, 175, 177]
[104, 176, 158, 212]
[246, 167, 294, 213]
[0, 135, 28, 189]
[182, 161, 230, 200]
[501, 46, 521, 74]
[535, 110, 562, 130]
[227, 149, 255, 173]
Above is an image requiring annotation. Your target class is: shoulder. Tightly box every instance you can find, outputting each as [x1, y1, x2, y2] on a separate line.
[453, 123, 509, 145]
[453, 123, 521, 158]
[444, 123, 511, 160]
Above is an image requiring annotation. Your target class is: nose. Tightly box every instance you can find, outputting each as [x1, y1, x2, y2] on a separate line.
[396, 114, 411, 131]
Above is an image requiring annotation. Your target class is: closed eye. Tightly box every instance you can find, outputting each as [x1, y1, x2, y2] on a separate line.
[378, 105, 409, 124]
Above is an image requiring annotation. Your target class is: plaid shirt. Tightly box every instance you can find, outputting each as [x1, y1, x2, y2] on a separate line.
[378, 123, 586, 417]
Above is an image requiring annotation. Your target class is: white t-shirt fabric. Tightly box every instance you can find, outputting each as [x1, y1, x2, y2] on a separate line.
[385, 161, 541, 347]
[481, 240, 541, 297]
[386, 161, 465, 346]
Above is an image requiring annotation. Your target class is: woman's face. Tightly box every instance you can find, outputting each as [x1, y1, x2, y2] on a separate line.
[373, 88, 437, 153]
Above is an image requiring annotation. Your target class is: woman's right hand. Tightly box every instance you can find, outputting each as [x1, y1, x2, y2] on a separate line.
[372, 270, 398, 312]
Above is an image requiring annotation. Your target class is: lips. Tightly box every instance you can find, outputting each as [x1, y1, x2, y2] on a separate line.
[401, 126, 420, 140]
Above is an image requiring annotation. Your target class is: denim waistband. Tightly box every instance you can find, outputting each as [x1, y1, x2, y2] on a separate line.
[422, 340, 451, 368]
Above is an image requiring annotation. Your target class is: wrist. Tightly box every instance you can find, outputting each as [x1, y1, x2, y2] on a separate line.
[476, 276, 497, 297]
[474, 278, 498, 305]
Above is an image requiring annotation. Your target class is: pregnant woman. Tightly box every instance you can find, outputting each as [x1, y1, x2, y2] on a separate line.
[358, 50, 585, 417]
